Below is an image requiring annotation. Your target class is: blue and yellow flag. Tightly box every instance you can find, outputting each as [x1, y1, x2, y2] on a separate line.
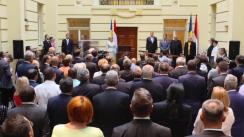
[188, 15, 193, 38]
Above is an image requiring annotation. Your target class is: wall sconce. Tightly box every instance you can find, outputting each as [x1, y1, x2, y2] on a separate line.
[25, 18, 30, 30]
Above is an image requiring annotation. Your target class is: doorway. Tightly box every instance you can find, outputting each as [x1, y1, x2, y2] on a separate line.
[117, 27, 137, 60]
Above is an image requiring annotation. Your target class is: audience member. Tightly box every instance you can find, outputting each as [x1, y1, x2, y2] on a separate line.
[231, 55, 244, 85]
[17, 50, 36, 77]
[193, 87, 234, 136]
[225, 74, 244, 137]
[68, 68, 80, 87]
[152, 83, 192, 137]
[169, 57, 187, 79]
[92, 63, 110, 85]
[34, 67, 61, 109]
[85, 54, 98, 79]
[93, 70, 131, 137]
[112, 88, 171, 137]
[120, 58, 134, 82]
[93, 58, 108, 78]
[51, 56, 64, 84]
[59, 57, 71, 78]
[8, 86, 48, 137]
[40, 54, 51, 73]
[51, 96, 104, 137]
[27, 68, 39, 87]
[47, 78, 73, 133]
[13, 76, 29, 106]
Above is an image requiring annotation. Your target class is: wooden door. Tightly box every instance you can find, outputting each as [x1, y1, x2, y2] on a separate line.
[117, 27, 137, 60]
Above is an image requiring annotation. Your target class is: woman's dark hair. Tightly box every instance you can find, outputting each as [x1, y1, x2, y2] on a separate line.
[166, 83, 185, 120]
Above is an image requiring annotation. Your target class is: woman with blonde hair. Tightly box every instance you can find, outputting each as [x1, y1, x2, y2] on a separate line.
[192, 86, 235, 136]
[13, 76, 29, 106]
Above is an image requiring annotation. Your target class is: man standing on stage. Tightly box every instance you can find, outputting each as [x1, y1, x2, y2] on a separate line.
[160, 34, 170, 54]
[61, 33, 73, 55]
[146, 32, 158, 53]
[184, 37, 196, 62]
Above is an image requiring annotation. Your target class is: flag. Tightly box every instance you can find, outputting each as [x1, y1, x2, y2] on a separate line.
[194, 15, 199, 54]
[113, 19, 118, 54]
[188, 15, 193, 38]
[173, 30, 176, 40]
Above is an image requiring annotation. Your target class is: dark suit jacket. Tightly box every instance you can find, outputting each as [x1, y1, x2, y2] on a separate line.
[7, 103, 49, 137]
[29, 80, 39, 88]
[72, 82, 101, 101]
[170, 40, 182, 56]
[120, 70, 134, 82]
[61, 39, 73, 54]
[228, 91, 244, 137]
[129, 79, 165, 102]
[187, 130, 230, 137]
[47, 94, 72, 132]
[43, 40, 51, 55]
[231, 64, 244, 85]
[92, 88, 132, 137]
[0, 59, 12, 89]
[112, 119, 171, 137]
[178, 72, 206, 114]
[153, 74, 178, 90]
[91, 73, 106, 85]
[102, 81, 131, 95]
[151, 101, 192, 137]
[72, 56, 84, 64]
[17, 61, 37, 77]
[52, 66, 64, 84]
[207, 45, 214, 57]
[85, 62, 98, 79]
[208, 73, 227, 98]
[146, 36, 158, 53]
[184, 41, 196, 59]
[169, 66, 188, 79]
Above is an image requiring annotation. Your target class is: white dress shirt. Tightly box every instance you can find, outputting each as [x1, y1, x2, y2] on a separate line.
[211, 46, 218, 62]
[34, 80, 61, 109]
[239, 84, 244, 96]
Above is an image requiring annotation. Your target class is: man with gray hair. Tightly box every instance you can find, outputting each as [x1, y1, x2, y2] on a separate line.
[189, 99, 228, 137]
[112, 88, 171, 137]
[169, 56, 187, 79]
[129, 65, 165, 102]
[225, 74, 244, 137]
[93, 70, 132, 137]
[72, 68, 100, 101]
[17, 50, 37, 77]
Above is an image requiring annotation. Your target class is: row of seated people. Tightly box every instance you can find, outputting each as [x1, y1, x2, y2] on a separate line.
[1, 49, 244, 137]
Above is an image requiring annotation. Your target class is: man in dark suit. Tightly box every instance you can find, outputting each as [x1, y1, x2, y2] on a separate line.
[187, 99, 229, 137]
[16, 51, 37, 77]
[73, 69, 100, 101]
[7, 86, 49, 137]
[27, 69, 39, 87]
[93, 70, 132, 137]
[47, 78, 73, 133]
[85, 54, 98, 79]
[40, 55, 51, 73]
[146, 32, 158, 53]
[61, 33, 73, 54]
[231, 55, 244, 85]
[92, 63, 110, 85]
[178, 60, 206, 132]
[170, 36, 182, 56]
[207, 38, 215, 59]
[184, 37, 196, 62]
[208, 60, 229, 97]
[0, 52, 14, 107]
[112, 88, 171, 137]
[120, 58, 134, 82]
[224, 74, 244, 137]
[153, 62, 178, 90]
[129, 65, 165, 102]
[51, 56, 64, 84]
[43, 34, 51, 55]
[169, 57, 187, 79]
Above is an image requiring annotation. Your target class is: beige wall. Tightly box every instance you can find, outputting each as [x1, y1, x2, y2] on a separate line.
[1, 0, 244, 57]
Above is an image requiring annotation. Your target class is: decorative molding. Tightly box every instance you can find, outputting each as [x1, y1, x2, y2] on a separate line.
[110, 9, 143, 18]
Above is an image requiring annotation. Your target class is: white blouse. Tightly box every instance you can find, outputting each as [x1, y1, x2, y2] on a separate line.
[192, 107, 235, 136]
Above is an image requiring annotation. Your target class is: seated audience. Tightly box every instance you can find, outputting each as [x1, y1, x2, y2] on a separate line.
[189, 99, 229, 137]
[8, 86, 48, 137]
[93, 70, 131, 137]
[1, 115, 34, 137]
[47, 78, 73, 133]
[51, 96, 104, 137]
[225, 74, 244, 137]
[152, 83, 192, 137]
[13, 76, 30, 106]
[193, 87, 234, 136]
[129, 65, 165, 102]
[73, 68, 100, 101]
[112, 88, 171, 137]
[169, 57, 187, 79]
[34, 67, 61, 109]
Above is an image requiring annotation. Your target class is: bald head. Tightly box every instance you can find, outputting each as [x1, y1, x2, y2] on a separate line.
[142, 65, 154, 79]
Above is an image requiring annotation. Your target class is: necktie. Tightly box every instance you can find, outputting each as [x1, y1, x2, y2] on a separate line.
[188, 42, 191, 55]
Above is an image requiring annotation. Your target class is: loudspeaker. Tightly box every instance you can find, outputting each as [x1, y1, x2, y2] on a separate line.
[13, 40, 24, 59]
[229, 41, 240, 60]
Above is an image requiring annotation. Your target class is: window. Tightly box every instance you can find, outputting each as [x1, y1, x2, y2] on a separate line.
[99, 0, 154, 5]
